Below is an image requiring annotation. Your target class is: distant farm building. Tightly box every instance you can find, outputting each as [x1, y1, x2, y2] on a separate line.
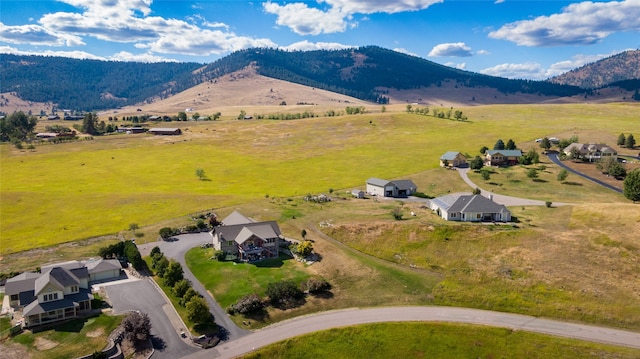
[366, 178, 417, 198]
[351, 189, 365, 198]
[148, 128, 182, 136]
[440, 151, 467, 167]
[484, 150, 522, 166]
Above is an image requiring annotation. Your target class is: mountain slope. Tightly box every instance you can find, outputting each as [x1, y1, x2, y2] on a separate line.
[549, 50, 640, 89]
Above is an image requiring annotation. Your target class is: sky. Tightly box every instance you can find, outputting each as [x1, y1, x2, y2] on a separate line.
[1, 0, 639, 80]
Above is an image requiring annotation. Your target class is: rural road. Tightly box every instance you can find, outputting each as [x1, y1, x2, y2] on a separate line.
[547, 153, 623, 193]
[457, 167, 571, 206]
[183, 306, 640, 359]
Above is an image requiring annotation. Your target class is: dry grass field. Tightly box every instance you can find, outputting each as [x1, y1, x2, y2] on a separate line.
[2, 77, 639, 333]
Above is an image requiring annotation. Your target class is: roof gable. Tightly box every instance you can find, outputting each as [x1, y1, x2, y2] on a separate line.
[366, 177, 390, 187]
[391, 179, 416, 190]
[440, 151, 462, 160]
[486, 150, 522, 157]
[222, 210, 254, 225]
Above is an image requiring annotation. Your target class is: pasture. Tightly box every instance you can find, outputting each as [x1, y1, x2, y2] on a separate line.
[1, 103, 636, 255]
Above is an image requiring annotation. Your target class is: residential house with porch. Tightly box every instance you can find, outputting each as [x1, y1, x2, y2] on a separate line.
[484, 149, 522, 166]
[440, 151, 467, 167]
[4, 259, 122, 328]
[429, 193, 511, 222]
[366, 178, 417, 197]
[563, 143, 617, 162]
[210, 211, 282, 262]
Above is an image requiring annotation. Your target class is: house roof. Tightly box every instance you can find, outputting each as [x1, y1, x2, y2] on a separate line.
[432, 194, 510, 215]
[564, 143, 616, 155]
[35, 267, 80, 295]
[486, 150, 522, 157]
[440, 151, 462, 160]
[366, 177, 390, 187]
[5, 272, 40, 296]
[392, 179, 417, 191]
[222, 210, 254, 225]
[85, 259, 122, 274]
[213, 221, 281, 244]
[149, 127, 180, 132]
[23, 289, 92, 317]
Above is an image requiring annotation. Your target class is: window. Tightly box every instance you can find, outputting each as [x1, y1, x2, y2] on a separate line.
[477, 214, 482, 219]
[451, 213, 456, 218]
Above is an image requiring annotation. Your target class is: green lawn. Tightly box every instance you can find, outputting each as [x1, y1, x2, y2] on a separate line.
[185, 248, 311, 309]
[243, 322, 640, 359]
[2, 103, 637, 254]
[9, 314, 122, 359]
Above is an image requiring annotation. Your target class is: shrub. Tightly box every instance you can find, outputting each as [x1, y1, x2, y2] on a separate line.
[292, 240, 313, 257]
[545, 201, 552, 208]
[159, 227, 174, 239]
[229, 294, 264, 314]
[180, 287, 200, 307]
[213, 250, 226, 261]
[266, 280, 304, 308]
[173, 279, 192, 298]
[391, 207, 403, 220]
[122, 311, 151, 346]
[306, 277, 331, 294]
[186, 296, 212, 325]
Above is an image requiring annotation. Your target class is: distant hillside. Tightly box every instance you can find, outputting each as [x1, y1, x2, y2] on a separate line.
[549, 50, 640, 89]
[0, 54, 202, 111]
[199, 46, 583, 103]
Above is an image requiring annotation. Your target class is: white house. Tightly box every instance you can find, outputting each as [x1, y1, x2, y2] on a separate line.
[429, 193, 511, 222]
[366, 178, 417, 197]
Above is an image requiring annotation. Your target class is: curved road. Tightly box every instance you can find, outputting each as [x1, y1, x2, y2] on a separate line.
[457, 168, 571, 206]
[547, 153, 622, 193]
[185, 307, 640, 359]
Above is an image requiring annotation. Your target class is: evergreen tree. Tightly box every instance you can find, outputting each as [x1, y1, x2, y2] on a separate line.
[470, 156, 484, 170]
[494, 139, 505, 150]
[623, 169, 640, 202]
[82, 113, 99, 135]
[625, 134, 636, 149]
[505, 139, 517, 150]
[617, 133, 626, 146]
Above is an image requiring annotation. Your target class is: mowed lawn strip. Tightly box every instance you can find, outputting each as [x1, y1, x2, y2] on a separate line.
[243, 322, 640, 359]
[2, 103, 637, 253]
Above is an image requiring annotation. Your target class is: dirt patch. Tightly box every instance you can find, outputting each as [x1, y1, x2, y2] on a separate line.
[0, 342, 29, 359]
[86, 327, 104, 338]
[35, 337, 59, 350]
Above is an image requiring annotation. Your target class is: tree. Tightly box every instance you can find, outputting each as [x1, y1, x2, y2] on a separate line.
[608, 162, 627, 179]
[211, 112, 221, 120]
[406, 104, 413, 113]
[301, 229, 307, 239]
[557, 169, 568, 182]
[150, 246, 161, 257]
[305, 277, 331, 294]
[128, 223, 139, 233]
[192, 112, 200, 120]
[195, 168, 206, 181]
[237, 110, 246, 120]
[481, 169, 491, 181]
[623, 168, 640, 202]
[520, 148, 540, 165]
[526, 168, 538, 179]
[391, 206, 403, 220]
[470, 156, 484, 170]
[381, 105, 386, 113]
[177, 111, 187, 121]
[293, 240, 313, 257]
[625, 134, 636, 149]
[180, 287, 200, 307]
[479, 146, 489, 155]
[0, 111, 38, 142]
[186, 296, 211, 325]
[472, 187, 481, 195]
[159, 227, 174, 239]
[617, 133, 626, 146]
[540, 137, 551, 152]
[505, 139, 516, 150]
[493, 139, 505, 150]
[163, 260, 183, 287]
[82, 113, 99, 135]
[122, 311, 151, 346]
[155, 256, 169, 277]
[173, 279, 192, 298]
[229, 294, 263, 314]
[124, 240, 143, 269]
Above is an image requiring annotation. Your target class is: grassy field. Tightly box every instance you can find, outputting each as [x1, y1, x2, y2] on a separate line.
[243, 322, 640, 359]
[2, 103, 637, 254]
[3, 314, 122, 359]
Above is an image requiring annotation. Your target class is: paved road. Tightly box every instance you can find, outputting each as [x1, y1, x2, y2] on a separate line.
[457, 168, 571, 206]
[547, 153, 623, 193]
[137, 233, 250, 342]
[105, 279, 200, 359]
[183, 306, 640, 359]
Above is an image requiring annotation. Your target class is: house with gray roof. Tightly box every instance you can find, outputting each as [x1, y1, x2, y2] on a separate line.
[440, 151, 467, 167]
[485, 150, 522, 166]
[563, 143, 617, 162]
[429, 193, 511, 222]
[210, 211, 282, 262]
[366, 178, 417, 197]
[5, 258, 122, 328]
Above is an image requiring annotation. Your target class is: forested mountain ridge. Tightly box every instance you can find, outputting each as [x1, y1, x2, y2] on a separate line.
[198, 46, 583, 103]
[1, 55, 202, 111]
[549, 50, 640, 89]
[4, 47, 639, 112]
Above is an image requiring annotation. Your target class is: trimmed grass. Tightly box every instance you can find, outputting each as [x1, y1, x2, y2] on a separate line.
[9, 314, 122, 359]
[2, 103, 637, 254]
[243, 322, 640, 359]
[185, 248, 311, 309]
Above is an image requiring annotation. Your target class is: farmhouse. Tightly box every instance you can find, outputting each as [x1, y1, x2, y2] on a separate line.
[429, 193, 511, 222]
[4, 259, 122, 328]
[210, 211, 282, 262]
[563, 143, 617, 162]
[484, 149, 522, 166]
[148, 127, 182, 135]
[440, 151, 467, 167]
[366, 178, 417, 197]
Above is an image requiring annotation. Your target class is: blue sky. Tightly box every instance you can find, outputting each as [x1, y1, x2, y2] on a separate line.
[1, 0, 639, 80]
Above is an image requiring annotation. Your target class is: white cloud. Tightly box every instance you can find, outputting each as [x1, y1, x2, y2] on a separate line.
[280, 40, 354, 51]
[0, 45, 105, 60]
[393, 47, 419, 57]
[494, 0, 505, 4]
[445, 62, 466, 70]
[480, 62, 547, 80]
[489, 0, 640, 46]
[476, 49, 490, 55]
[0, 22, 84, 46]
[263, 0, 442, 35]
[428, 42, 473, 57]
[1, 0, 278, 57]
[263, 2, 348, 35]
[110, 51, 178, 62]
